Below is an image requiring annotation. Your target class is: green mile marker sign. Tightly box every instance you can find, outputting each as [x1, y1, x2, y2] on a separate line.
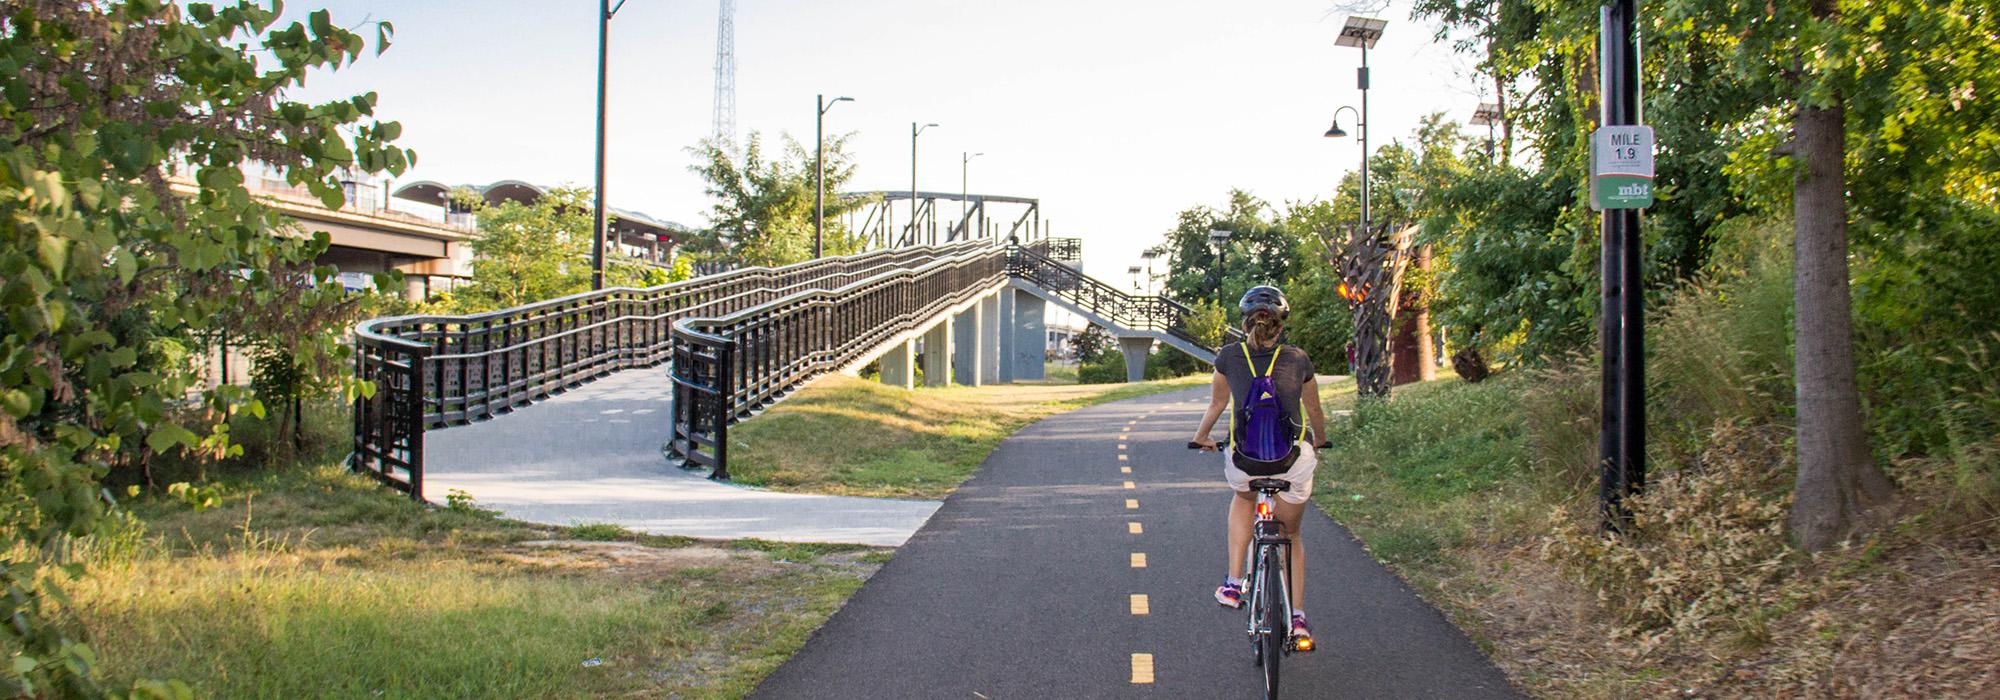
[1591, 125, 1655, 210]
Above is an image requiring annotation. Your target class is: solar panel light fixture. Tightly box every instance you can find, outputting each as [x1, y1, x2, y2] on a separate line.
[1336, 16, 1387, 49]
[1470, 103, 1503, 126]
[1207, 228, 1233, 248]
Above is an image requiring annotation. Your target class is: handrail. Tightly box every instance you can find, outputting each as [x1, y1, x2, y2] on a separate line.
[353, 235, 1243, 499]
[666, 244, 1008, 477]
[350, 240, 990, 499]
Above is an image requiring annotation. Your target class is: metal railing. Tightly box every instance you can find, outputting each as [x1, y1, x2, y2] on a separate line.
[666, 244, 1009, 478]
[1005, 243, 1245, 351]
[350, 241, 990, 498]
[353, 234, 1242, 497]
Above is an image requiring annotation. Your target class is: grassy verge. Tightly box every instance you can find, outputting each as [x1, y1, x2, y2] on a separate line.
[728, 373, 1208, 498]
[76, 447, 881, 699]
[1311, 372, 2000, 697]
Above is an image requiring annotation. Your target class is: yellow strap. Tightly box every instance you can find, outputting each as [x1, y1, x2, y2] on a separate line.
[1240, 344, 1280, 379]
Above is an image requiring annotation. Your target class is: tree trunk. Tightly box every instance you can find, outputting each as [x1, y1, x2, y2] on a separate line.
[1790, 96, 1895, 552]
[1413, 246, 1436, 382]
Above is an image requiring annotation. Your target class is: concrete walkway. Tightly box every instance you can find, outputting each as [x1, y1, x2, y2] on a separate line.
[423, 369, 941, 547]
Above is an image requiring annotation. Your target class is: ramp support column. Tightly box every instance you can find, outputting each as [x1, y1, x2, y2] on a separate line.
[1118, 336, 1154, 383]
[922, 318, 953, 387]
[880, 338, 914, 390]
[980, 293, 1001, 385]
[952, 300, 985, 386]
[1010, 288, 1046, 381]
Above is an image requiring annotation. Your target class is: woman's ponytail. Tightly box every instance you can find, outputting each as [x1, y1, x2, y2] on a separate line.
[1246, 313, 1282, 351]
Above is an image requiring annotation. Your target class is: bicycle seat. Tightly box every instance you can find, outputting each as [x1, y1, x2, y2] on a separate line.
[1248, 478, 1290, 493]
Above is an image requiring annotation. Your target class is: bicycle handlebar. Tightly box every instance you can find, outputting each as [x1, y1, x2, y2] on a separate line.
[1188, 439, 1332, 450]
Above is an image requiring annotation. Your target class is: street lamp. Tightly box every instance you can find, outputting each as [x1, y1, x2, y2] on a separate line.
[1140, 249, 1159, 295]
[1128, 265, 1143, 292]
[961, 151, 983, 233]
[911, 122, 939, 246]
[1207, 227, 1233, 307]
[590, 0, 632, 290]
[1333, 15, 1387, 240]
[814, 94, 854, 259]
[1470, 102, 1502, 162]
[1324, 104, 1364, 239]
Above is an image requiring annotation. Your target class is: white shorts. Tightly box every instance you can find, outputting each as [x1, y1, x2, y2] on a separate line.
[1223, 443, 1316, 505]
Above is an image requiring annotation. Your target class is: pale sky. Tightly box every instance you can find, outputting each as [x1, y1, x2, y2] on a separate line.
[287, 0, 1486, 282]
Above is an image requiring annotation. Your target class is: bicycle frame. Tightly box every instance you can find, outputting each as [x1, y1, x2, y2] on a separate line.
[1243, 489, 1296, 649]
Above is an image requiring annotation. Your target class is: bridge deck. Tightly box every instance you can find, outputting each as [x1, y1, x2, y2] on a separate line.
[423, 368, 942, 546]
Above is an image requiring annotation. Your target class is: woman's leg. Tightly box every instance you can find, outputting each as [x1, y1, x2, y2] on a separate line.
[1226, 490, 1255, 579]
[1275, 498, 1308, 611]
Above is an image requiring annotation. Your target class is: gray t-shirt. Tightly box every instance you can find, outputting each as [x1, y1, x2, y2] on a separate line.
[1213, 341, 1316, 441]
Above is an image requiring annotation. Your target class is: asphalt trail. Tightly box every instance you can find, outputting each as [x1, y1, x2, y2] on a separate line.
[752, 386, 1522, 699]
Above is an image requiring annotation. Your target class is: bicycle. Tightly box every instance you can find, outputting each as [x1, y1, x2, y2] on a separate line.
[1189, 439, 1320, 699]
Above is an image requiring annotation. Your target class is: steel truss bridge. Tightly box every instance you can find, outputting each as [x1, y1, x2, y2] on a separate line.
[351, 234, 1240, 501]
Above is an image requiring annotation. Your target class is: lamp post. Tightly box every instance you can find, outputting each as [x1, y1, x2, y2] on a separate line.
[1333, 16, 1387, 239]
[961, 151, 983, 234]
[1140, 250, 1159, 295]
[1470, 102, 1502, 163]
[1207, 227, 1232, 307]
[1128, 265, 1143, 292]
[1323, 105, 1365, 239]
[911, 122, 939, 246]
[814, 94, 854, 259]
[590, 0, 631, 290]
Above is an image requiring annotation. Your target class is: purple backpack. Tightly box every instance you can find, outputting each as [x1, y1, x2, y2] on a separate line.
[1232, 344, 1301, 476]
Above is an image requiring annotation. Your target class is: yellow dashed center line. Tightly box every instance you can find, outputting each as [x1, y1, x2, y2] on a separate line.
[1120, 466, 1131, 474]
[1118, 444, 1127, 451]
[1118, 454, 1128, 461]
[1130, 552, 1148, 568]
[1131, 653, 1154, 684]
[1123, 481, 1136, 490]
[1125, 499, 1139, 509]
[1128, 522, 1143, 534]
[1130, 594, 1150, 615]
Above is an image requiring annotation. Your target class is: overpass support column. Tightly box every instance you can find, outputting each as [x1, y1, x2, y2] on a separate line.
[1010, 289, 1046, 381]
[880, 339, 914, 390]
[1118, 337, 1154, 383]
[922, 318, 953, 387]
[997, 291, 1017, 383]
[979, 293, 1001, 385]
[952, 301, 985, 386]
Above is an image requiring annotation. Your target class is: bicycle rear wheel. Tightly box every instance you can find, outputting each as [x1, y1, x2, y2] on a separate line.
[1260, 544, 1284, 698]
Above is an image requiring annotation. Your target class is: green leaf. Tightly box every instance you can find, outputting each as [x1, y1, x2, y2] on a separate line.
[145, 425, 198, 454]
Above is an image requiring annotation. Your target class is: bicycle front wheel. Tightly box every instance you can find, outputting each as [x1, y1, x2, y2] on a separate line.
[1260, 544, 1285, 699]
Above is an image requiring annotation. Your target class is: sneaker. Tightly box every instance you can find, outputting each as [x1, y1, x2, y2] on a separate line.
[1290, 612, 1316, 652]
[1214, 581, 1243, 609]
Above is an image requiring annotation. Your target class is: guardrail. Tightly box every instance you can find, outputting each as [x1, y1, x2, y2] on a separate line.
[350, 241, 990, 499]
[666, 245, 1009, 478]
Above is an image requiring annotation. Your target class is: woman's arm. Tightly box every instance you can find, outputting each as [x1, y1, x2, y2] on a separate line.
[1191, 371, 1230, 451]
[1302, 375, 1328, 447]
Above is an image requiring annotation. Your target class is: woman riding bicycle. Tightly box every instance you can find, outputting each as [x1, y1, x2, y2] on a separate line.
[1190, 285, 1327, 649]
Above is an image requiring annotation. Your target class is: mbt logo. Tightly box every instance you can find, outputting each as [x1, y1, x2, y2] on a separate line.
[1618, 183, 1650, 197]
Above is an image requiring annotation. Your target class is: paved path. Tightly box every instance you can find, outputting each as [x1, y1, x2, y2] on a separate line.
[423, 369, 941, 547]
[753, 387, 1521, 698]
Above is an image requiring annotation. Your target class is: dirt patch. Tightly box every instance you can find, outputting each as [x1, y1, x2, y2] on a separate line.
[501, 540, 784, 579]
[1442, 533, 2000, 698]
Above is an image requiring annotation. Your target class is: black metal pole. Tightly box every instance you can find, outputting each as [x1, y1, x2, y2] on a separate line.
[1359, 44, 1371, 237]
[1598, 0, 1644, 530]
[815, 94, 825, 259]
[590, 0, 615, 291]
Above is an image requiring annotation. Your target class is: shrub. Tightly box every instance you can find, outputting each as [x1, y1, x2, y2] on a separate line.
[1541, 421, 1796, 645]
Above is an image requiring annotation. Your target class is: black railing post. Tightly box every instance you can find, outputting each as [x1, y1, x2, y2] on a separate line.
[711, 340, 735, 481]
[406, 346, 428, 501]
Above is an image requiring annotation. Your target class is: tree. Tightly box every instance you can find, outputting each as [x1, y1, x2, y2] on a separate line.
[689, 131, 864, 267]
[453, 186, 594, 310]
[0, 2, 408, 695]
[1157, 191, 1303, 313]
